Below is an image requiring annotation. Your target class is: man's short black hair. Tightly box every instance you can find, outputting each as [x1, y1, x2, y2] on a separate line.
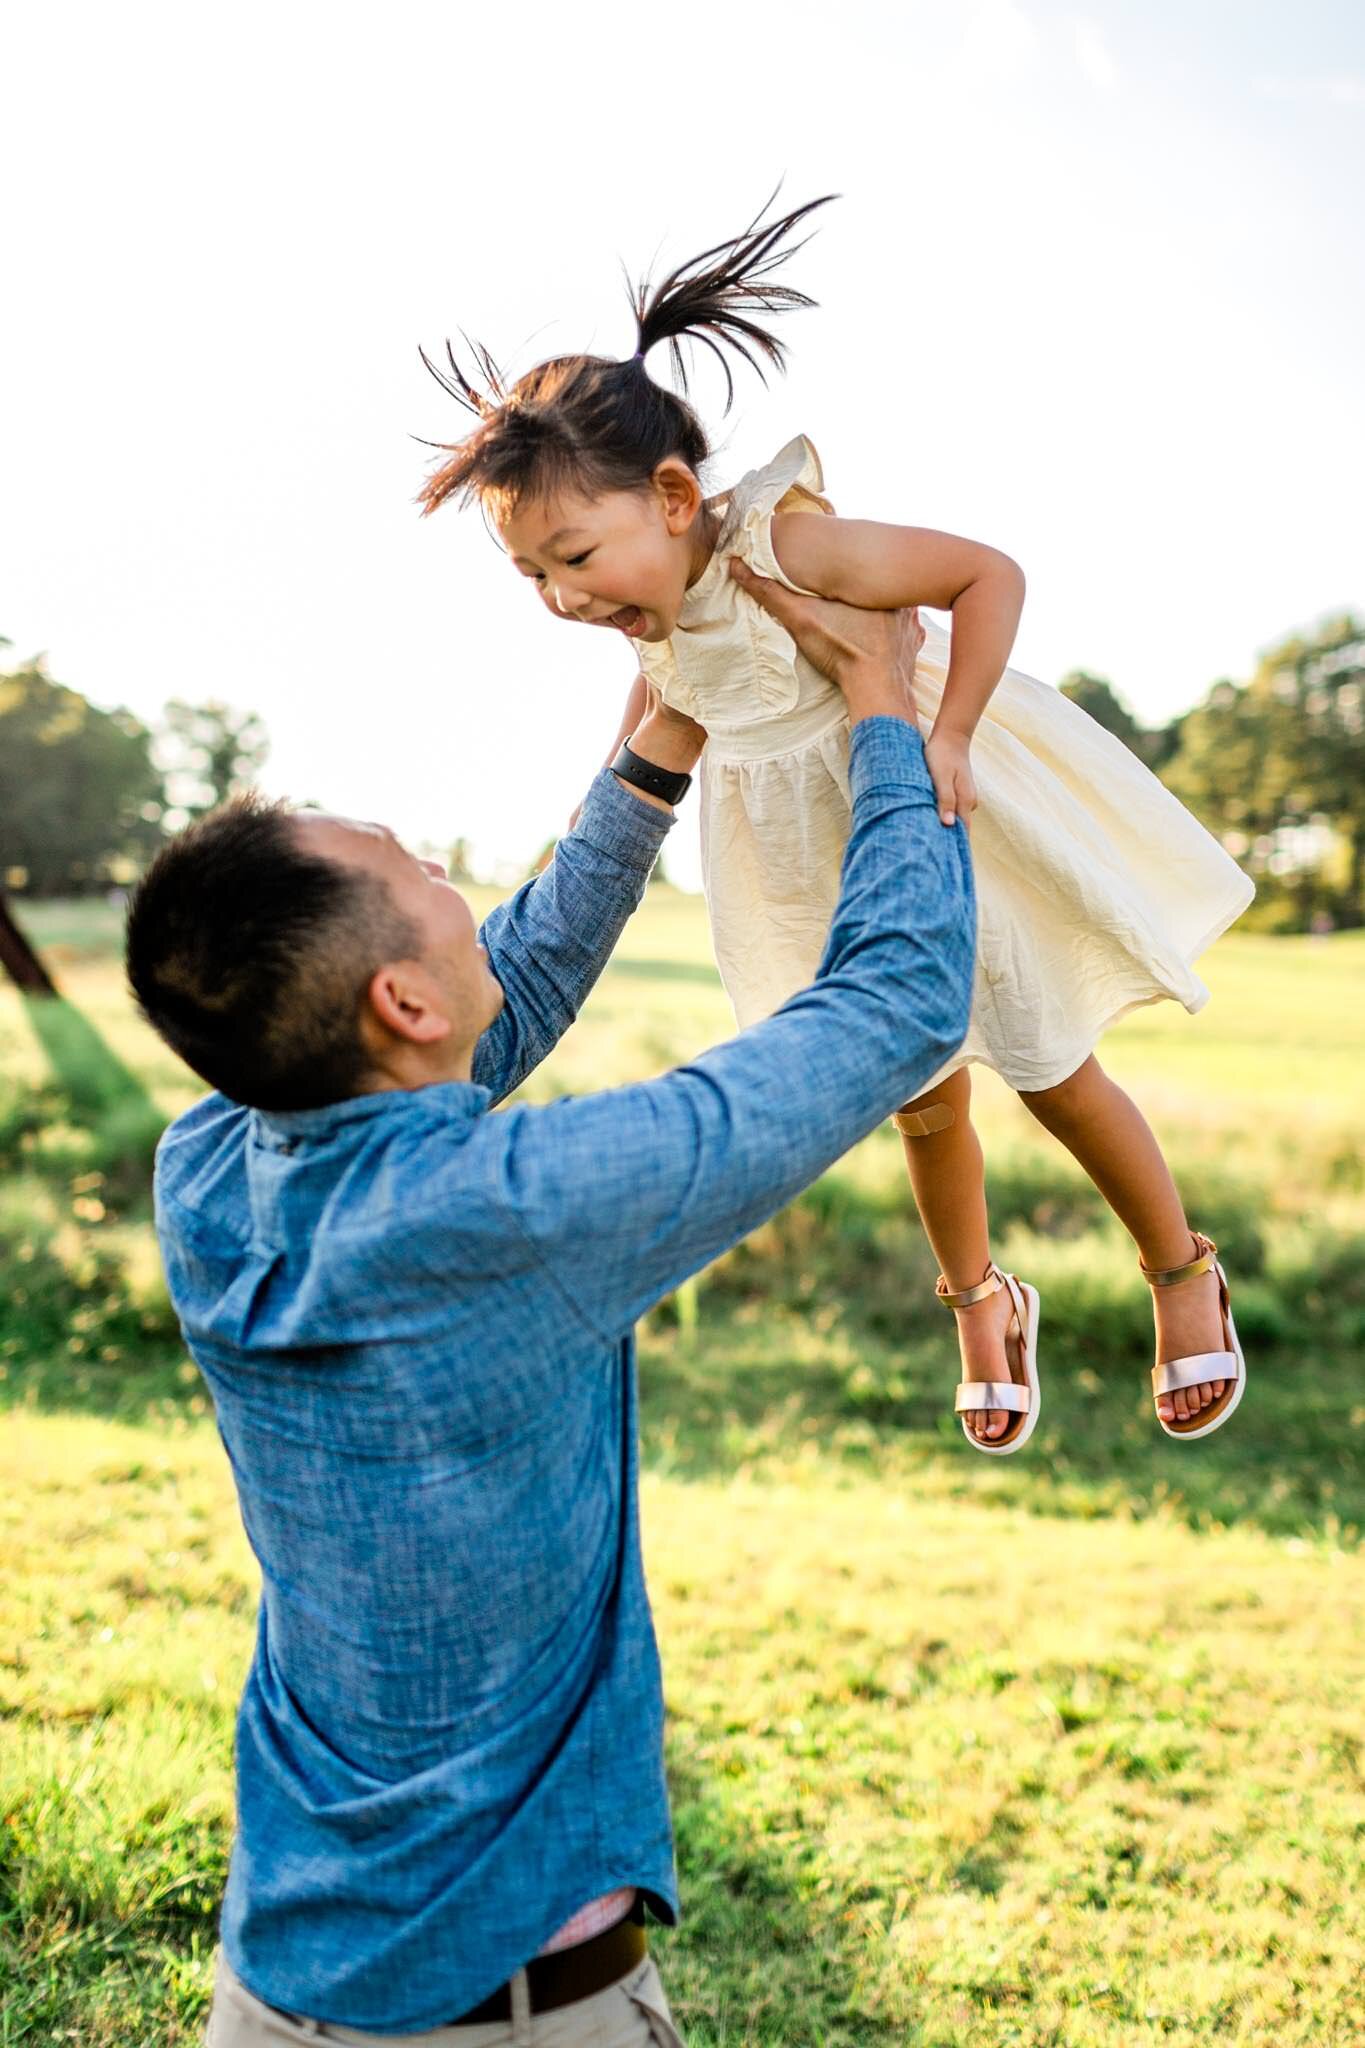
[125, 794, 420, 1111]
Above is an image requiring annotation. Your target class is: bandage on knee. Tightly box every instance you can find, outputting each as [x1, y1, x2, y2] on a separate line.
[893, 1101, 955, 1137]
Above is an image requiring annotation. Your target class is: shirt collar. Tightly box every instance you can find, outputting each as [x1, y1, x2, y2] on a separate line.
[251, 1080, 491, 1150]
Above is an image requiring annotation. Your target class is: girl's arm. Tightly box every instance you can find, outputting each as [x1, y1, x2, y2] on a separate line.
[771, 514, 1025, 827]
[605, 671, 650, 766]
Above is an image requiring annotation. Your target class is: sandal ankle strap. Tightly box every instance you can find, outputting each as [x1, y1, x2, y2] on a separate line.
[936, 1262, 1004, 1311]
[1140, 1231, 1218, 1290]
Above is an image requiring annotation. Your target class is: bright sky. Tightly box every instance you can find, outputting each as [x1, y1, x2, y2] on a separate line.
[5, 1, 1362, 888]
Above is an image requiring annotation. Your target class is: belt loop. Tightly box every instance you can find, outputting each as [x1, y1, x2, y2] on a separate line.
[510, 1967, 532, 2047]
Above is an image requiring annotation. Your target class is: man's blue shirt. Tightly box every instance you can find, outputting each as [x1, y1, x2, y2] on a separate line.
[153, 719, 974, 2029]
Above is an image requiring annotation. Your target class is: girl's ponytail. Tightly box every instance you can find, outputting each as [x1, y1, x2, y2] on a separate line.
[419, 192, 835, 519]
[629, 191, 836, 409]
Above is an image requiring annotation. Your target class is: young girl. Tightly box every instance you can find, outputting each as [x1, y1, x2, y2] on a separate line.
[418, 197, 1254, 1454]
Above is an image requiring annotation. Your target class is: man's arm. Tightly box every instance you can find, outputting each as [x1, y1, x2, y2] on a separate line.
[472, 692, 705, 1104]
[487, 586, 975, 1336]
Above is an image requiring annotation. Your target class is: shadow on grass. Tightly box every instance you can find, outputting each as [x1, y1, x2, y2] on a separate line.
[639, 1280, 1365, 1547]
[662, 1748, 912, 2046]
[0, 994, 180, 1424]
[5, 1001, 1363, 1546]
[20, 995, 164, 1188]
[0, 1218, 187, 1424]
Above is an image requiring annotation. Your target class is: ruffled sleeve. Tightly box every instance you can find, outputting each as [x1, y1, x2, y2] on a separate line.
[650, 435, 837, 729]
[727, 434, 834, 593]
[703, 435, 835, 718]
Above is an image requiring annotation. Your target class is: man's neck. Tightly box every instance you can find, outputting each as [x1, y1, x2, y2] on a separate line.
[356, 1045, 477, 1094]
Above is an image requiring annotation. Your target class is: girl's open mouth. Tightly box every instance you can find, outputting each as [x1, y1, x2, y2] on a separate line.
[606, 605, 647, 637]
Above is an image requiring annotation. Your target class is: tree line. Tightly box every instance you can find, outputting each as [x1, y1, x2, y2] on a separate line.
[1059, 611, 1363, 932]
[0, 645, 266, 895]
[2, 613, 1362, 929]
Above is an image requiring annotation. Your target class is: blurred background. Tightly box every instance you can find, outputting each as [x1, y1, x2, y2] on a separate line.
[2, 4, 1363, 2044]
[3, 0, 1363, 898]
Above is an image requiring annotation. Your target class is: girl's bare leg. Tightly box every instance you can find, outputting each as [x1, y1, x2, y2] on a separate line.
[895, 1067, 1020, 1443]
[1017, 1055, 1227, 1425]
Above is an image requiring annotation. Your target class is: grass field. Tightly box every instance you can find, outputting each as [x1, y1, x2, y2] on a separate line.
[2, 892, 1363, 2044]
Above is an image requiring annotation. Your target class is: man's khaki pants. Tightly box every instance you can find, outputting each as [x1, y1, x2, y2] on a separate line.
[206, 1950, 686, 2048]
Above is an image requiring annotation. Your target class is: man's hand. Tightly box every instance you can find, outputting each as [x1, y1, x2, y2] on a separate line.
[729, 560, 924, 730]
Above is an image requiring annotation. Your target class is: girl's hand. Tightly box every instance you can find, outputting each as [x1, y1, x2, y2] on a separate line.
[925, 728, 977, 829]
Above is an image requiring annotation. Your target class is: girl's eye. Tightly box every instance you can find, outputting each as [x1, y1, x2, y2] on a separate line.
[565, 550, 594, 568]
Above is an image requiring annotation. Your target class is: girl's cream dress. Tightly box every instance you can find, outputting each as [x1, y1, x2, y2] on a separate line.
[636, 436, 1253, 1093]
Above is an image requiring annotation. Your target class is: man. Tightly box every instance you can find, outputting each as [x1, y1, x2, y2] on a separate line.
[126, 568, 974, 2045]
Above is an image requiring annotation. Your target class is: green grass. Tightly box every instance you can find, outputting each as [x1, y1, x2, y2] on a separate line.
[2, 895, 1364, 2043]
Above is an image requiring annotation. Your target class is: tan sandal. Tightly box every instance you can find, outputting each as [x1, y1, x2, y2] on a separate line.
[1140, 1231, 1245, 1440]
[938, 1263, 1041, 1457]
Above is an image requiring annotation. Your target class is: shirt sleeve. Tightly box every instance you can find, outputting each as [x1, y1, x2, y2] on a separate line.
[491, 719, 976, 1339]
[471, 770, 673, 1105]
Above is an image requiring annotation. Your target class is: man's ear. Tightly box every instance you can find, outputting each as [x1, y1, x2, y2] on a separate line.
[652, 459, 703, 536]
[364, 962, 453, 1046]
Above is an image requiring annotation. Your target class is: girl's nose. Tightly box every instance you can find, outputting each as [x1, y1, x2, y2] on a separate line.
[553, 585, 591, 619]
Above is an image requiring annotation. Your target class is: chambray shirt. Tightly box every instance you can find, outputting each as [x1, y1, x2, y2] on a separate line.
[154, 718, 974, 2031]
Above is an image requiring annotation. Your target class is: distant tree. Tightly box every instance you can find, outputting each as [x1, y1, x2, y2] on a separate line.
[157, 698, 269, 823]
[0, 656, 163, 895]
[1263, 615, 1365, 915]
[1059, 670, 1144, 747]
[1059, 670, 1178, 771]
[1165, 614, 1365, 928]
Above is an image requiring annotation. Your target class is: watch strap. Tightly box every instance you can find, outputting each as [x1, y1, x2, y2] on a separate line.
[610, 739, 693, 806]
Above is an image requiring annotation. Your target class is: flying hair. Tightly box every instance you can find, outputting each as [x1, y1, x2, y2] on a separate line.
[416, 191, 836, 521]
[626, 190, 832, 410]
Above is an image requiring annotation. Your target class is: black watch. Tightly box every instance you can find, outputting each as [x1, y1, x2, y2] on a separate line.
[610, 738, 693, 806]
